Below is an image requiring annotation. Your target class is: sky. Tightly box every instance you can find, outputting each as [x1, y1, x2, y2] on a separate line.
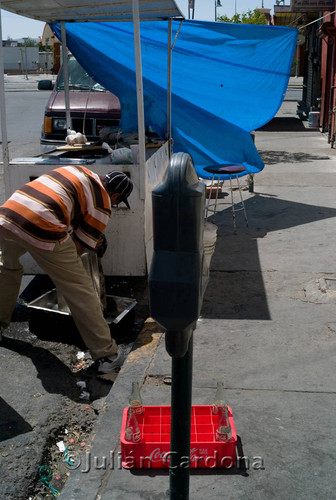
[0, 0, 274, 40]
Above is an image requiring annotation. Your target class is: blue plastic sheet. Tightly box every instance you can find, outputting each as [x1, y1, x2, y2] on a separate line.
[50, 20, 297, 179]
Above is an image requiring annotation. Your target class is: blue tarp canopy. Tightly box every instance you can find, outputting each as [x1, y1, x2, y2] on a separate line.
[50, 20, 298, 179]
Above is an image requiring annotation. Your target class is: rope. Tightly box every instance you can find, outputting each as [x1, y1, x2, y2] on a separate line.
[38, 465, 60, 498]
[299, 9, 336, 30]
[171, 19, 184, 50]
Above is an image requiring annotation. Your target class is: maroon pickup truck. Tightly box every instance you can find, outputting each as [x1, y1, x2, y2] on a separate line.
[39, 56, 121, 152]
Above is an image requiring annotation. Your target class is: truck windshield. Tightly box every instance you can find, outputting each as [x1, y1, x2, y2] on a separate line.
[56, 56, 105, 92]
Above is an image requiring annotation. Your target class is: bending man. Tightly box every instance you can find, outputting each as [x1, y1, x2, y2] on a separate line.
[0, 166, 133, 374]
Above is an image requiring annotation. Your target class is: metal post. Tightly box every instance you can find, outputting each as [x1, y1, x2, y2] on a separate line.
[23, 38, 29, 80]
[215, 0, 222, 20]
[60, 22, 71, 130]
[167, 19, 172, 155]
[0, 4, 10, 198]
[132, 0, 146, 200]
[169, 331, 193, 500]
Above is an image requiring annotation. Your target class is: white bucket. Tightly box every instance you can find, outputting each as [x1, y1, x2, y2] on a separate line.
[308, 111, 320, 128]
[203, 221, 218, 270]
[204, 221, 217, 244]
[204, 244, 216, 269]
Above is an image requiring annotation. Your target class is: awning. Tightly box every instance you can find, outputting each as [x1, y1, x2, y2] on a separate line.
[0, 1, 183, 198]
[50, 20, 298, 179]
[0, 0, 183, 22]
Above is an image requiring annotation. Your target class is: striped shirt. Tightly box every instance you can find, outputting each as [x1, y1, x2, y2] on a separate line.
[0, 166, 111, 250]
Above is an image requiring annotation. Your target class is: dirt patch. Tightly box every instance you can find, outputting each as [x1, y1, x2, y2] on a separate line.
[0, 323, 106, 499]
[0, 275, 148, 499]
[0, 306, 145, 499]
[32, 414, 96, 499]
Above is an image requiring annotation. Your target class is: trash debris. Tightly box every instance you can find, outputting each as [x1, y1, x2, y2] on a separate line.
[163, 376, 172, 385]
[80, 442, 86, 447]
[79, 390, 90, 400]
[76, 351, 85, 360]
[56, 441, 65, 453]
[68, 438, 75, 444]
[76, 381, 87, 389]
[64, 447, 75, 468]
[38, 465, 60, 498]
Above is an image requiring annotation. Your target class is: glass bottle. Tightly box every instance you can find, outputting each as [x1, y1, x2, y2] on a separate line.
[213, 380, 227, 414]
[129, 381, 143, 415]
[215, 405, 232, 442]
[125, 407, 141, 442]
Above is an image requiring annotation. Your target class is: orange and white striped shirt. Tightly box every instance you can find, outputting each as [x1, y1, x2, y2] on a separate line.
[0, 166, 111, 250]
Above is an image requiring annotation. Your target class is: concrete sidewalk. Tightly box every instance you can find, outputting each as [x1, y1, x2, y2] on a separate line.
[60, 98, 336, 499]
[3, 72, 56, 91]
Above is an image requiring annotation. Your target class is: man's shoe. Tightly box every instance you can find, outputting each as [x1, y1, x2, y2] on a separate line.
[98, 346, 127, 374]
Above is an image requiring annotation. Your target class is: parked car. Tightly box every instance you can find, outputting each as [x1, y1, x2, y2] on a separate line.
[39, 55, 121, 152]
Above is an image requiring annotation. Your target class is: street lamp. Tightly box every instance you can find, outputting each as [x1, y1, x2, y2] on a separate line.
[188, 0, 195, 19]
[215, 0, 222, 21]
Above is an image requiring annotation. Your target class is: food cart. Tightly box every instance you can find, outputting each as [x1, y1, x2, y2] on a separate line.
[0, 0, 184, 276]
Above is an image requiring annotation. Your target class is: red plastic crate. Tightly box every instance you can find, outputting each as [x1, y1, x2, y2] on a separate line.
[120, 405, 237, 469]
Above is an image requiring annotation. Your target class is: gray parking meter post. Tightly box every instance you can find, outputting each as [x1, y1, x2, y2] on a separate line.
[149, 153, 205, 500]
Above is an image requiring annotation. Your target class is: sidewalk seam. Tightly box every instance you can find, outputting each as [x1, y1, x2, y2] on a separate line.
[95, 320, 164, 499]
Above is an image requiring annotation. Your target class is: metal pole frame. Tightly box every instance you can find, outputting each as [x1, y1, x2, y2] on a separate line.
[23, 39, 29, 80]
[0, 3, 10, 198]
[167, 19, 172, 156]
[132, 0, 146, 200]
[61, 22, 71, 131]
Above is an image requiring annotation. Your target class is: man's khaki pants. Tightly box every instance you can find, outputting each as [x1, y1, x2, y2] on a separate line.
[0, 227, 118, 361]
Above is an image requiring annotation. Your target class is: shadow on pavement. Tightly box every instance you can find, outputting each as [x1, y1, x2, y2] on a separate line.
[128, 436, 248, 477]
[260, 151, 330, 165]
[202, 194, 336, 320]
[0, 396, 33, 442]
[0, 336, 81, 401]
[257, 117, 312, 132]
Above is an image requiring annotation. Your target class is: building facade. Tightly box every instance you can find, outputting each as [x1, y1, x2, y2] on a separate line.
[274, 0, 336, 147]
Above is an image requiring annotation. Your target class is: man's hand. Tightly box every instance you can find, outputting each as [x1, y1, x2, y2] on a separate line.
[96, 233, 107, 258]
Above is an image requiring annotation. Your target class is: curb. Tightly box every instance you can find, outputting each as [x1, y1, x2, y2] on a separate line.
[59, 318, 164, 499]
[5, 88, 43, 92]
